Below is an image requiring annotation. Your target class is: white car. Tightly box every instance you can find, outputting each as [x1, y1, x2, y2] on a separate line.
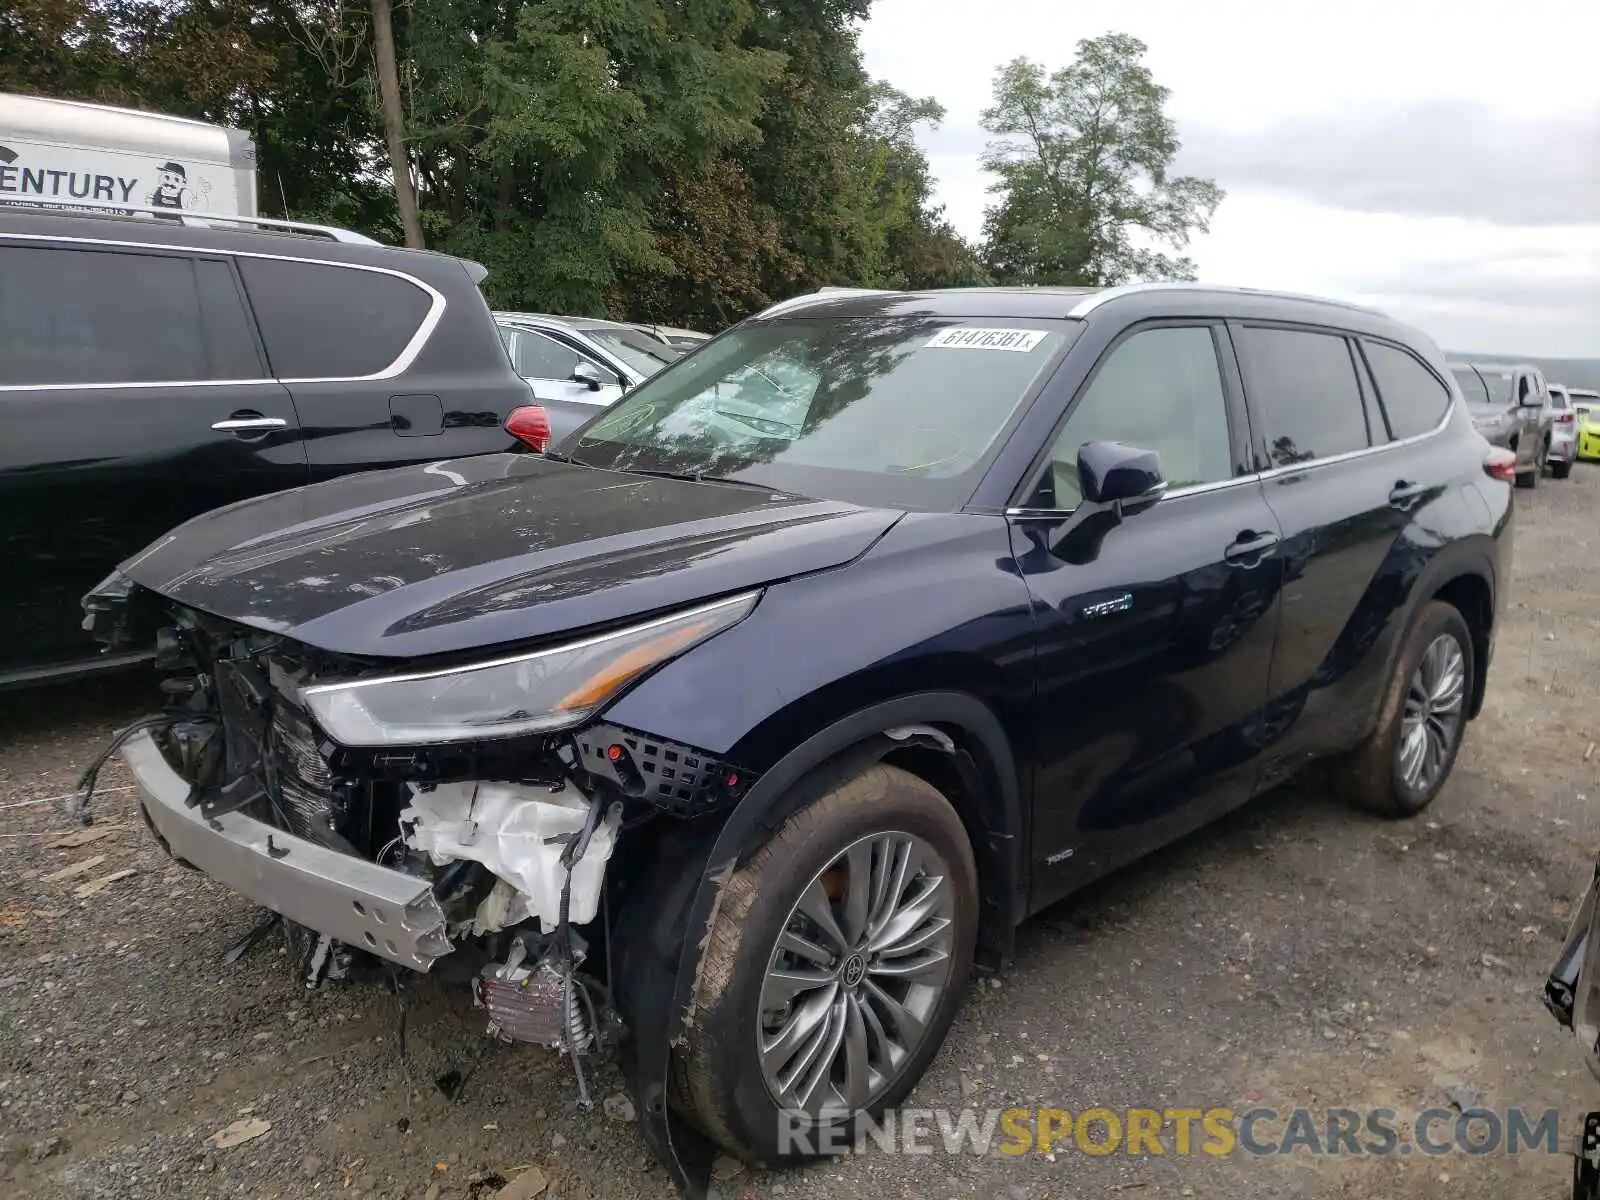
[494, 312, 683, 440]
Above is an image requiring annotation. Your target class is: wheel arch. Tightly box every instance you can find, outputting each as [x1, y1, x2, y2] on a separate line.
[614, 691, 1028, 1197]
[720, 692, 1027, 969]
[1417, 552, 1497, 720]
[676, 689, 1026, 1020]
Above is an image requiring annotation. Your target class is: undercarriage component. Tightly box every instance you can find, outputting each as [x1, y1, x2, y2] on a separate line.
[476, 937, 593, 1051]
[125, 729, 454, 971]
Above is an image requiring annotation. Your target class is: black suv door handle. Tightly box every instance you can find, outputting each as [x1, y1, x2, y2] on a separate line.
[1224, 530, 1279, 566]
[1389, 480, 1426, 509]
[212, 410, 289, 435]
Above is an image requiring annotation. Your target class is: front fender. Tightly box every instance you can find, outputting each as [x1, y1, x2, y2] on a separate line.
[618, 692, 1027, 1199]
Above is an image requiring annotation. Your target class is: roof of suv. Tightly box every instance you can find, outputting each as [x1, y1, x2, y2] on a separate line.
[0, 204, 485, 287]
[757, 281, 1392, 323]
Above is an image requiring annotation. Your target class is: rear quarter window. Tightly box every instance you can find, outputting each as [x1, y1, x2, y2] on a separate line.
[238, 257, 433, 379]
[1363, 341, 1453, 439]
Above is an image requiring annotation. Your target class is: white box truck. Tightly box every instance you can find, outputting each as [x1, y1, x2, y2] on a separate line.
[0, 93, 257, 217]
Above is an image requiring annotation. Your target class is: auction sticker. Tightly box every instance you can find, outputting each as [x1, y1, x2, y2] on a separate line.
[925, 327, 1047, 352]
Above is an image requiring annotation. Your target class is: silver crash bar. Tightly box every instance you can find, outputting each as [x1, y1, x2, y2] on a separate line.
[123, 730, 452, 972]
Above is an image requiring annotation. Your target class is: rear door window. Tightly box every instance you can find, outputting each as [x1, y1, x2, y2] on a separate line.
[238, 257, 432, 379]
[1363, 341, 1453, 439]
[1239, 327, 1371, 466]
[0, 244, 214, 385]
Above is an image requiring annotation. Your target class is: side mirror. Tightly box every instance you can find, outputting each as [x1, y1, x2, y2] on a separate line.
[1078, 440, 1167, 515]
[1013, 440, 1167, 566]
[571, 362, 606, 392]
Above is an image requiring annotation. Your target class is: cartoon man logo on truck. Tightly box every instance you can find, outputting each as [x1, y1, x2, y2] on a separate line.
[147, 161, 208, 211]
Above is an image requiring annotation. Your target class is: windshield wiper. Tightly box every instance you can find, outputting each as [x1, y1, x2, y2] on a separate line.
[621, 467, 786, 493]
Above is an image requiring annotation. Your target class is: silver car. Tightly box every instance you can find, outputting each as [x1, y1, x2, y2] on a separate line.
[633, 323, 712, 350]
[494, 312, 683, 440]
[1449, 361, 1555, 488]
[1548, 384, 1578, 478]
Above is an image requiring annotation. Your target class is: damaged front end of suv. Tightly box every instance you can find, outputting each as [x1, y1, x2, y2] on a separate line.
[81, 563, 770, 1193]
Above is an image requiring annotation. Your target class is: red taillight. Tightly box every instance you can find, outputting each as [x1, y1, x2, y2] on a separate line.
[1557, 411, 1575, 424]
[505, 405, 551, 453]
[1483, 448, 1517, 483]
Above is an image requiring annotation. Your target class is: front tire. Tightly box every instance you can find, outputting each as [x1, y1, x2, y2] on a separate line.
[677, 764, 978, 1162]
[1337, 601, 1474, 818]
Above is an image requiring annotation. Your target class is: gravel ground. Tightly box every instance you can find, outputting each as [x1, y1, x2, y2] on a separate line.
[5, 466, 1600, 1200]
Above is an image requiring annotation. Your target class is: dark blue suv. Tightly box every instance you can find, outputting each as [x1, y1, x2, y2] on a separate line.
[86, 282, 1512, 1196]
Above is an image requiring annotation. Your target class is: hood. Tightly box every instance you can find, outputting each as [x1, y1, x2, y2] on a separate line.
[118, 453, 901, 659]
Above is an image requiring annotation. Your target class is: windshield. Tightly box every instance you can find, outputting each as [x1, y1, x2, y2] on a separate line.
[567, 314, 1079, 509]
[578, 326, 683, 377]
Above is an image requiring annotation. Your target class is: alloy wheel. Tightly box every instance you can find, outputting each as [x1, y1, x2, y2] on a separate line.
[1398, 633, 1466, 792]
[756, 831, 957, 1115]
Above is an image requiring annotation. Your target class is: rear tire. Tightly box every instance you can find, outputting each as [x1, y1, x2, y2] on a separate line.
[1336, 601, 1475, 818]
[677, 764, 978, 1163]
[1553, 459, 1573, 479]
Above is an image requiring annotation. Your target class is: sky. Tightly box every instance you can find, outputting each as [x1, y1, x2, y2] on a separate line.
[858, 0, 1600, 358]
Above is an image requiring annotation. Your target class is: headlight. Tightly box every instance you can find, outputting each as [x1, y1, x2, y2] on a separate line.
[300, 591, 759, 746]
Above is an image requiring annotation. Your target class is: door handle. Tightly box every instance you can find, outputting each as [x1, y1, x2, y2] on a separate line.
[1224, 530, 1279, 566]
[212, 413, 288, 433]
[1389, 480, 1426, 508]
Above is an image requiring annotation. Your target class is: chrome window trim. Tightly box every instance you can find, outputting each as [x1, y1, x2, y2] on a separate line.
[0, 231, 445, 391]
[1256, 399, 1453, 479]
[1003, 400, 1456, 520]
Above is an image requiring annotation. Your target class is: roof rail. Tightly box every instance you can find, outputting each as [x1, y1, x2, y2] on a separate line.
[0, 197, 381, 245]
[1066, 281, 1388, 319]
[754, 287, 898, 319]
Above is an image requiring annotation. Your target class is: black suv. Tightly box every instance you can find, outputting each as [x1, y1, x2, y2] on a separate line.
[86, 283, 1511, 1196]
[0, 202, 531, 687]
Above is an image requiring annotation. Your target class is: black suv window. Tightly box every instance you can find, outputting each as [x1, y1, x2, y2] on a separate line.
[1364, 342, 1452, 439]
[0, 244, 212, 386]
[1032, 325, 1233, 508]
[238, 257, 432, 379]
[1241, 327, 1370, 466]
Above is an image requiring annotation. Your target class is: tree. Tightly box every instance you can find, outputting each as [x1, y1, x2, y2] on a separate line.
[2, 0, 973, 327]
[979, 34, 1223, 287]
[369, 0, 422, 247]
[842, 82, 988, 290]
